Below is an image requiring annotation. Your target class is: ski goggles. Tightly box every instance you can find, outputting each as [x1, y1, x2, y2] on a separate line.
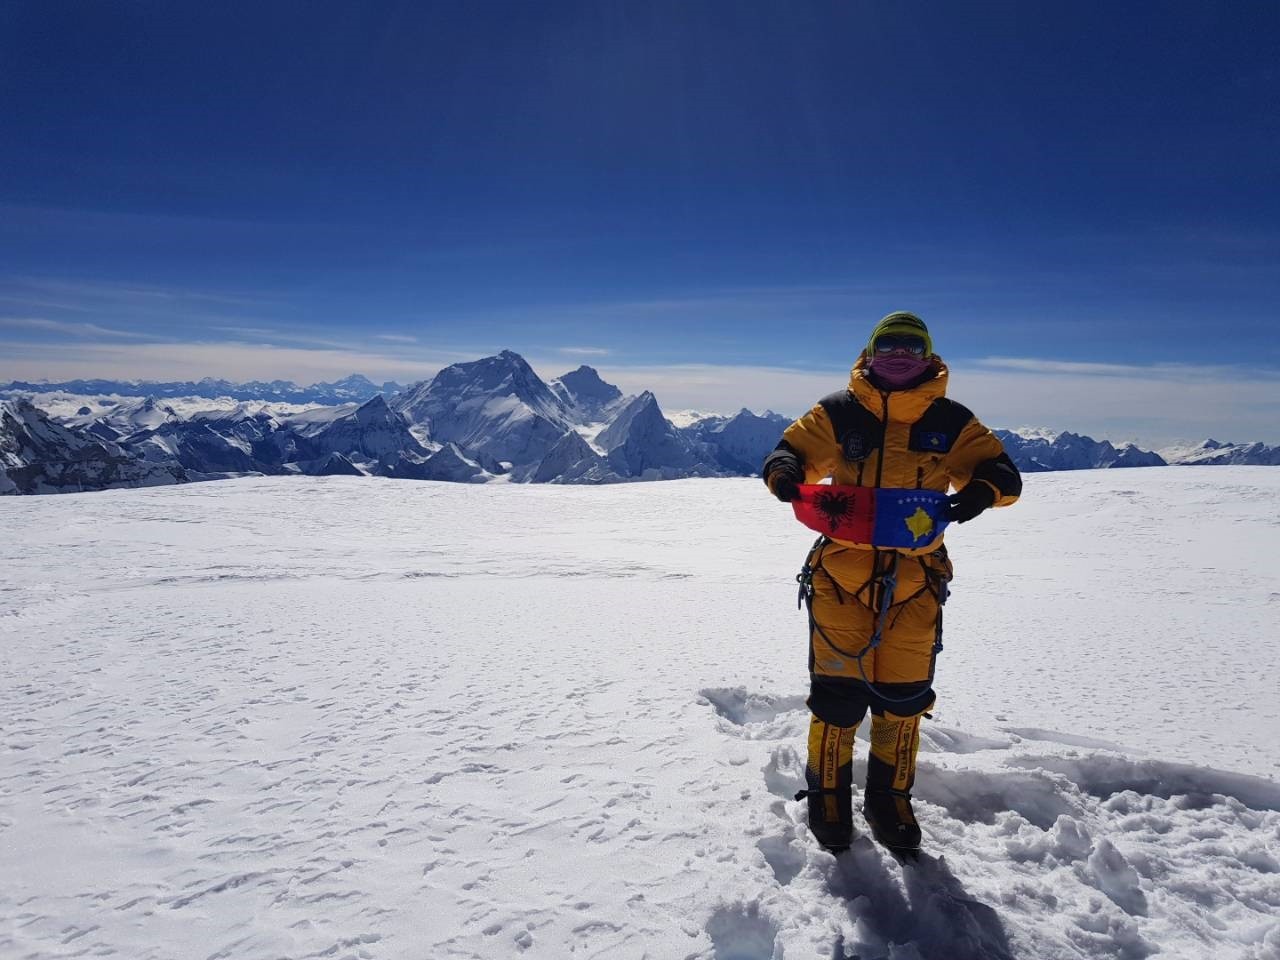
[873, 334, 927, 356]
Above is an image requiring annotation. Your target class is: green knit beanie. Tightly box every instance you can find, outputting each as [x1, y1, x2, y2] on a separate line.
[866, 311, 933, 357]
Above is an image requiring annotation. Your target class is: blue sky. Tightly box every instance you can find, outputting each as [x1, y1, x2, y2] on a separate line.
[2, 1, 1278, 443]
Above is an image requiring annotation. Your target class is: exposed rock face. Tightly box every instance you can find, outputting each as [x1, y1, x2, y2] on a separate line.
[299, 452, 366, 477]
[392, 351, 572, 469]
[305, 395, 428, 464]
[196, 409, 309, 466]
[531, 430, 617, 484]
[0, 399, 187, 495]
[125, 421, 264, 474]
[385, 443, 489, 483]
[596, 392, 652, 453]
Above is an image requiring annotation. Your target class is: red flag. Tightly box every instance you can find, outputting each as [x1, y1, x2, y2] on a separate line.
[791, 484, 876, 542]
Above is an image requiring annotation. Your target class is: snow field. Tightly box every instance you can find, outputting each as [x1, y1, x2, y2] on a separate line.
[1, 468, 1278, 959]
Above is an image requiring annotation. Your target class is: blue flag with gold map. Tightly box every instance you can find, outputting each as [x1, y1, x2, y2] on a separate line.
[872, 489, 950, 548]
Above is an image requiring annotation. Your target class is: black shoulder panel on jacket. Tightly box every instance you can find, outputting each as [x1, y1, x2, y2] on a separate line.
[818, 390, 884, 463]
[973, 451, 1023, 499]
[909, 398, 975, 454]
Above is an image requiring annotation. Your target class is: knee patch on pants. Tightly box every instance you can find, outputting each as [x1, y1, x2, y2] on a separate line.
[808, 674, 934, 726]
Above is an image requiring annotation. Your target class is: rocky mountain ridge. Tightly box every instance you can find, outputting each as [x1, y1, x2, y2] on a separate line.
[995, 429, 1168, 472]
[3, 353, 1276, 495]
[1156, 438, 1280, 467]
[1, 399, 188, 495]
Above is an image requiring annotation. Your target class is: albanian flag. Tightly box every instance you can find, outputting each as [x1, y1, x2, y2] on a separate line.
[791, 485, 950, 549]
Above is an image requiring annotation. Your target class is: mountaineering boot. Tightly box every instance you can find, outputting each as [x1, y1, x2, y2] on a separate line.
[862, 789, 921, 851]
[863, 711, 924, 851]
[799, 715, 857, 852]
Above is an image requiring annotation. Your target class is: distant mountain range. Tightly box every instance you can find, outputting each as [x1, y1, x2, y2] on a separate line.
[2, 354, 1276, 495]
[995, 429, 1280, 470]
[0, 374, 403, 404]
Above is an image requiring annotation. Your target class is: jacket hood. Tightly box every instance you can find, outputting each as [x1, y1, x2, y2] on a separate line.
[850, 354, 948, 422]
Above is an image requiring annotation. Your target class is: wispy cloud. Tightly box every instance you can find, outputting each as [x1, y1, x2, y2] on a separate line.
[206, 324, 359, 352]
[558, 346, 610, 356]
[375, 333, 419, 343]
[949, 359, 1280, 445]
[0, 316, 154, 340]
[1, 274, 281, 310]
[0, 339, 454, 386]
[974, 356, 1280, 382]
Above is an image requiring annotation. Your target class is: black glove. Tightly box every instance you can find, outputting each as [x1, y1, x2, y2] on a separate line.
[770, 469, 802, 503]
[947, 482, 995, 523]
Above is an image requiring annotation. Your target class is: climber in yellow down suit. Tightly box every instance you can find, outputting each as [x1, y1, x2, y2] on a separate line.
[763, 311, 1021, 853]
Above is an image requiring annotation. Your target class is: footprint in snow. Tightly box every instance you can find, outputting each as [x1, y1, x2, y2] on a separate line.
[703, 690, 1280, 960]
[698, 687, 808, 740]
[704, 902, 781, 960]
[755, 823, 807, 886]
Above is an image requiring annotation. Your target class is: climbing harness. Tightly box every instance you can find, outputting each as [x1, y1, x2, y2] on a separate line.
[796, 537, 947, 707]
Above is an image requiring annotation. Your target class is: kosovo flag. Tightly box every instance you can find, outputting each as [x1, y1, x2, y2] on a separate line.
[792, 485, 950, 548]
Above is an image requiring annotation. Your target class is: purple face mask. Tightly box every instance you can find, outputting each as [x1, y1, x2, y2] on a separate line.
[868, 354, 932, 390]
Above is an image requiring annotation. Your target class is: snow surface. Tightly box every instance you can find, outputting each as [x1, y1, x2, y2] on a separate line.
[2, 467, 1278, 959]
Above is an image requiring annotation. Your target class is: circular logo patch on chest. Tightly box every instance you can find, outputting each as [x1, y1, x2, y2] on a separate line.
[842, 432, 869, 462]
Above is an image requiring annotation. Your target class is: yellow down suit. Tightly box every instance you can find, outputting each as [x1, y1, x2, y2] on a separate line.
[763, 355, 1020, 837]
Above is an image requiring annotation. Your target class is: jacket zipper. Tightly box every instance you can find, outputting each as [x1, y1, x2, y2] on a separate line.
[874, 391, 889, 489]
[871, 392, 891, 618]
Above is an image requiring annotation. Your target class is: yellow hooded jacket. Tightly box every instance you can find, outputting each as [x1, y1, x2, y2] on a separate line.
[763, 355, 1021, 685]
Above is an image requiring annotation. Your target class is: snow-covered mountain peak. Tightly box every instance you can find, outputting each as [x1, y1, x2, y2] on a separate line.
[666, 409, 723, 429]
[327, 373, 378, 391]
[308, 394, 426, 463]
[351, 392, 392, 423]
[549, 365, 624, 422]
[1008, 426, 1063, 442]
[390, 351, 572, 469]
[412, 351, 564, 416]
